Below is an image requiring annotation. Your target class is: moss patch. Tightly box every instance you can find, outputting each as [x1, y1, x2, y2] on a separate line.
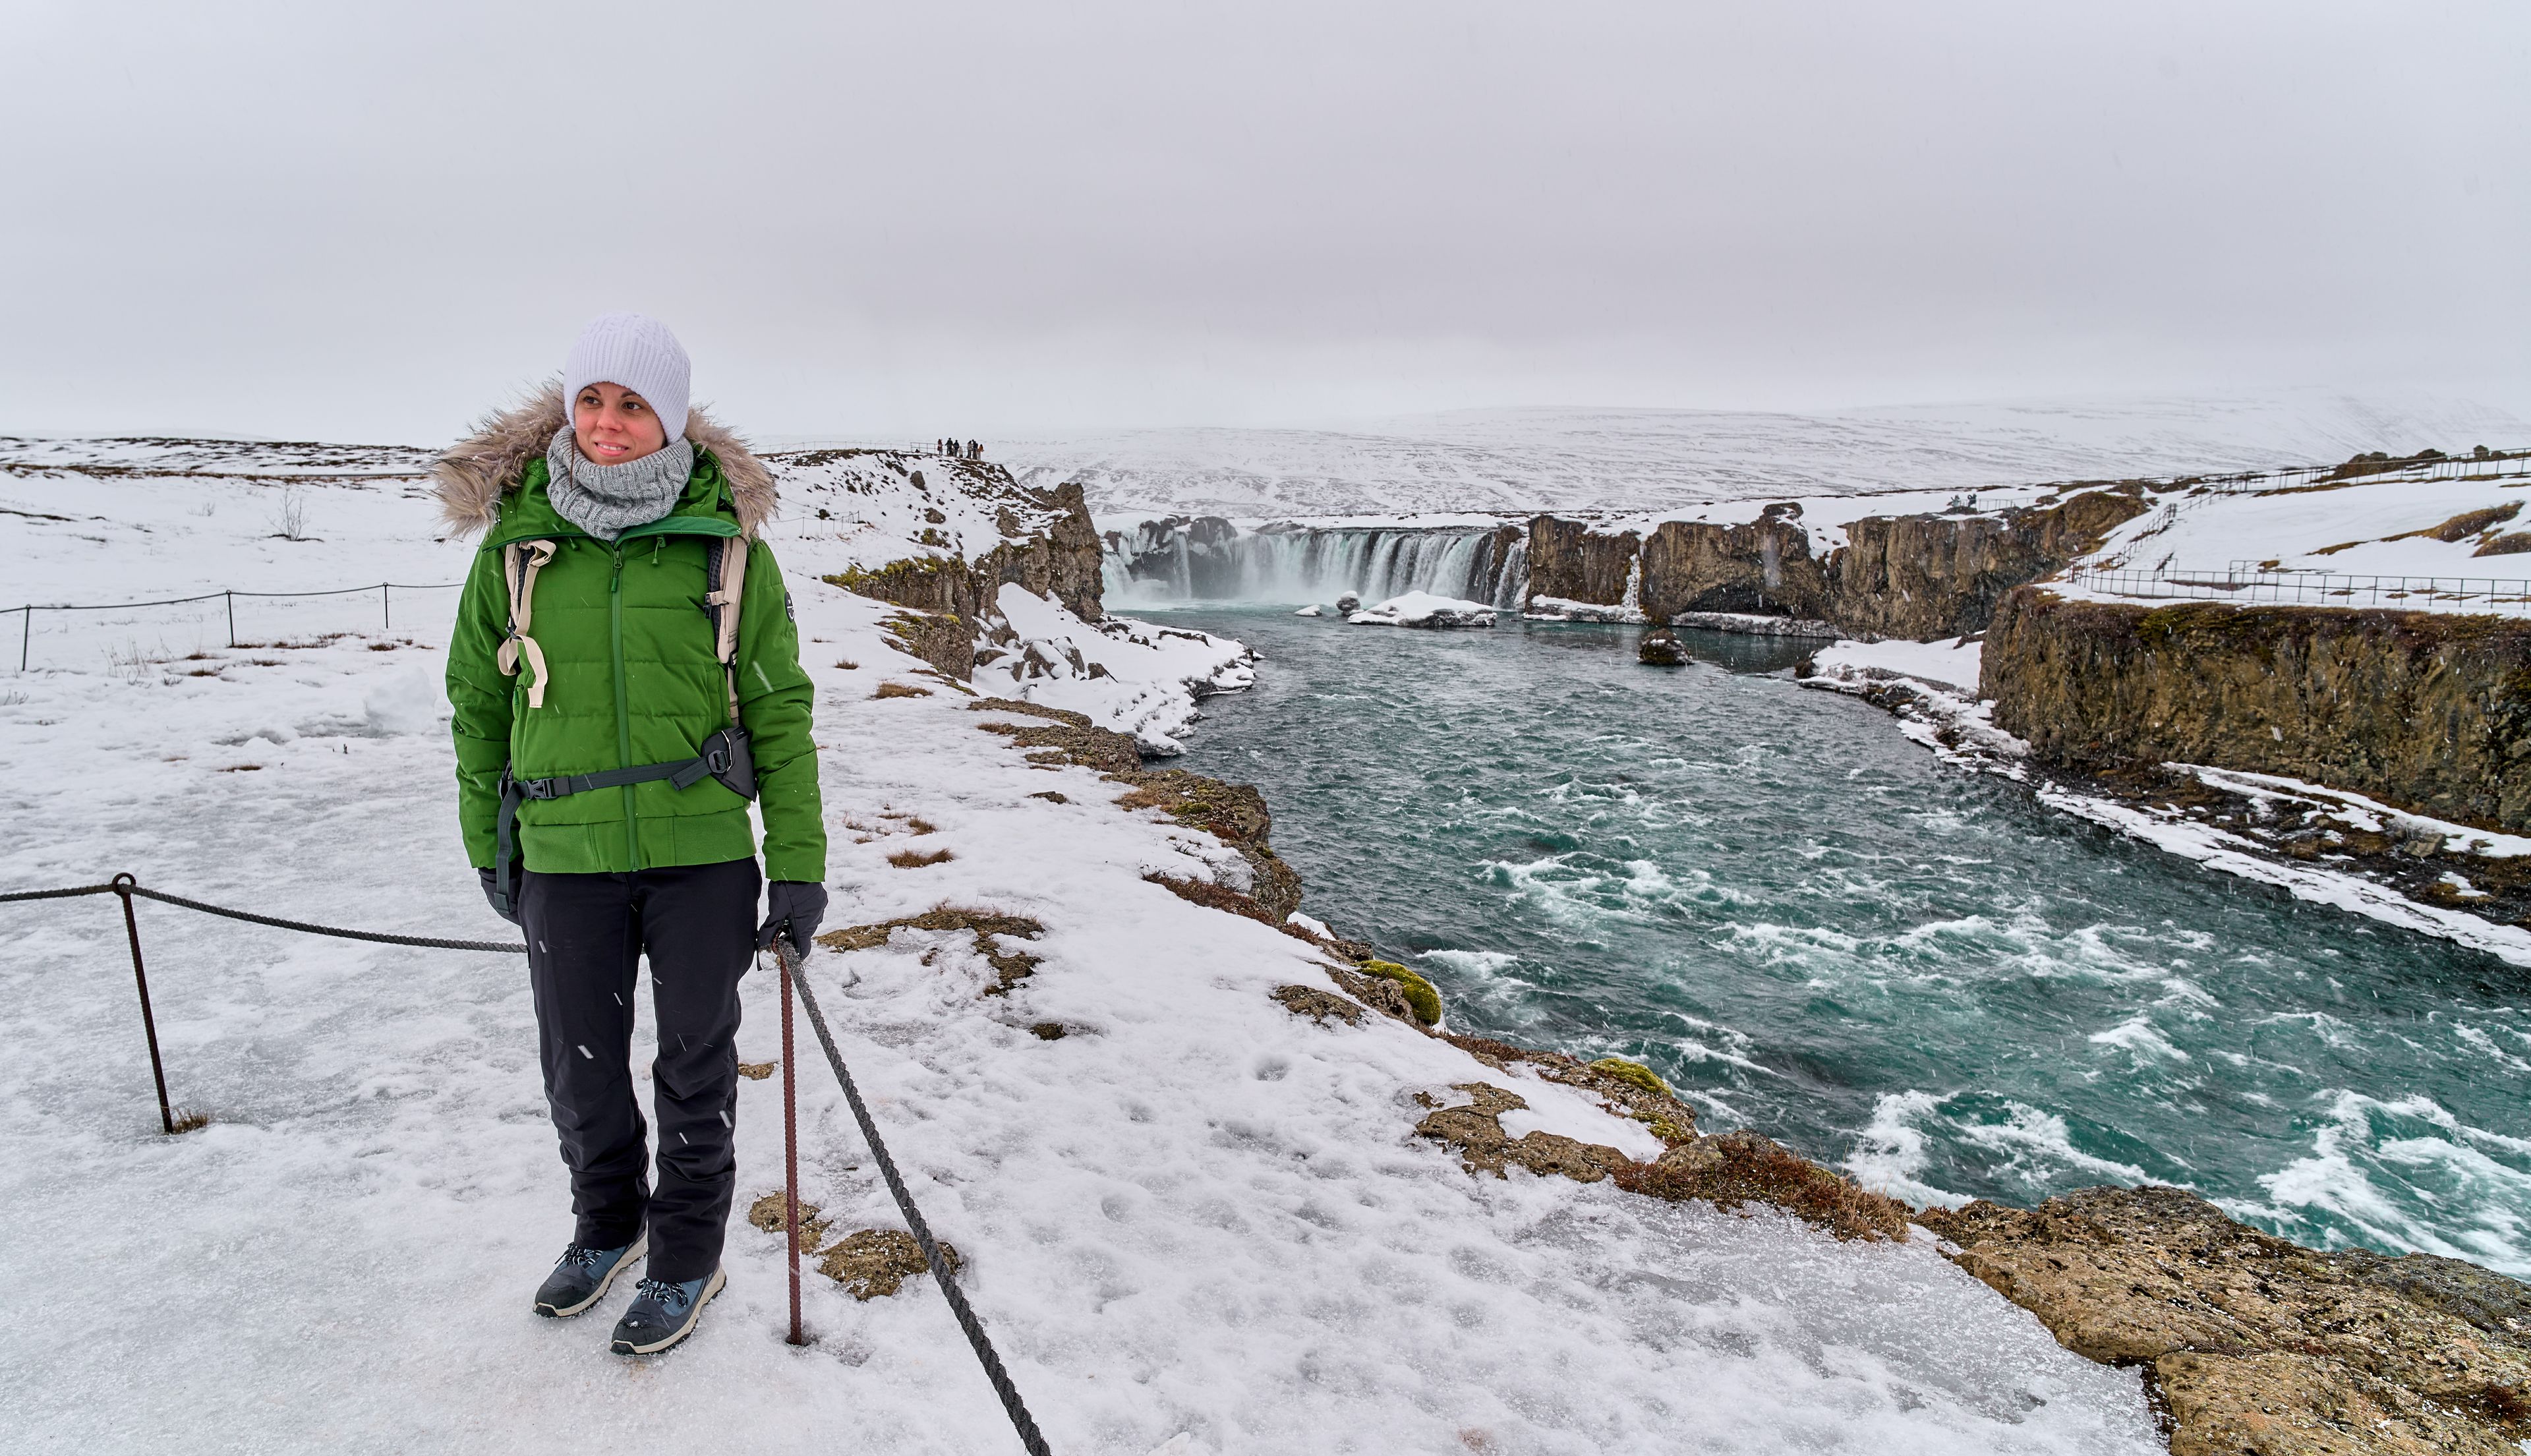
[1355, 960, 1441, 1025]
[1586, 1057, 1670, 1099]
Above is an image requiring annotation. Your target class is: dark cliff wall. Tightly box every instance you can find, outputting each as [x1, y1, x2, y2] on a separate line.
[1527, 487, 2150, 639]
[1638, 515, 1831, 621]
[1828, 488, 2147, 639]
[1527, 517, 1641, 604]
[1983, 587, 2531, 832]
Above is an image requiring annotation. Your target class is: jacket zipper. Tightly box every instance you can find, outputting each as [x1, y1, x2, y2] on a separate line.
[611, 543, 637, 867]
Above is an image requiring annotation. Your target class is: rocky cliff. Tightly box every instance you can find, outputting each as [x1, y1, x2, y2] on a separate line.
[1826, 486, 2150, 639]
[1637, 510, 1833, 620]
[1983, 588, 2531, 833]
[792, 450, 1105, 679]
[1529, 486, 2150, 640]
[1525, 516, 1642, 606]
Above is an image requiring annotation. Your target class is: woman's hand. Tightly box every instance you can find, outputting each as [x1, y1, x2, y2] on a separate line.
[478, 867, 522, 926]
[757, 881, 828, 959]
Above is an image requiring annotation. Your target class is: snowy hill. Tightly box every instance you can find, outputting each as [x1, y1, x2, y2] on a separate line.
[1004, 390, 2531, 518]
[0, 434, 2167, 1452]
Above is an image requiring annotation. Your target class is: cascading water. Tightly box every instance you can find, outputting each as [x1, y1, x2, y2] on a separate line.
[1102, 516, 1532, 607]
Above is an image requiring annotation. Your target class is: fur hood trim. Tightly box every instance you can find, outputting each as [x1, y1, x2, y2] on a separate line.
[432, 381, 776, 537]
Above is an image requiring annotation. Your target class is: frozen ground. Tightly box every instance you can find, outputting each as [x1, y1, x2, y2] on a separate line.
[0, 439, 2162, 1453]
[1006, 390, 2531, 518]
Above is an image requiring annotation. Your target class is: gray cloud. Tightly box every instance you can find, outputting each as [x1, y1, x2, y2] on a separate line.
[3, 0, 2524, 443]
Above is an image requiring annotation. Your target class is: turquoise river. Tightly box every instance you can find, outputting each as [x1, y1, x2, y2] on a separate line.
[1160, 606, 2531, 1274]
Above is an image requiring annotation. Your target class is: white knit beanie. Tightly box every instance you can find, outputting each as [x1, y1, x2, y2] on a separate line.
[562, 312, 692, 443]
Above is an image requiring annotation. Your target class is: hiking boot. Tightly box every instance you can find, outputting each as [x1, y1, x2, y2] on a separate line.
[610, 1268, 726, 1356]
[533, 1234, 647, 1318]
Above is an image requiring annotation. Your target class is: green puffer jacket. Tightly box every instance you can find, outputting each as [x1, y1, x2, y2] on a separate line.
[436, 389, 826, 883]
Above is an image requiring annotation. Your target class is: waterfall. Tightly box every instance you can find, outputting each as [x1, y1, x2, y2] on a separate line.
[1103, 517, 1527, 606]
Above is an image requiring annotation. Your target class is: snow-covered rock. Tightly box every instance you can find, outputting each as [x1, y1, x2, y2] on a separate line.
[1346, 590, 1497, 628]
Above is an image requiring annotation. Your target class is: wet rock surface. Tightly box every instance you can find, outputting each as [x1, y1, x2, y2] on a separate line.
[1637, 627, 1691, 665]
[1922, 1186, 2531, 1455]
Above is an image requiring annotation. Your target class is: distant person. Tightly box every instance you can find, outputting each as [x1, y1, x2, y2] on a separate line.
[967, 438, 981, 459]
[434, 312, 829, 1357]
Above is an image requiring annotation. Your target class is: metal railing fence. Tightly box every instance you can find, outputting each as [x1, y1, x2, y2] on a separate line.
[2064, 567, 2531, 615]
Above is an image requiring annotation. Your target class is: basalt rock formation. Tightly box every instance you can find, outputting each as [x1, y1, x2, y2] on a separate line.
[1527, 517, 1643, 607]
[1527, 486, 2150, 641]
[1983, 588, 2531, 832]
[1825, 486, 2150, 639]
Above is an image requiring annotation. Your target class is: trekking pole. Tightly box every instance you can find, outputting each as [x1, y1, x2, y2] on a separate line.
[110, 873, 179, 1136]
[780, 933, 805, 1346]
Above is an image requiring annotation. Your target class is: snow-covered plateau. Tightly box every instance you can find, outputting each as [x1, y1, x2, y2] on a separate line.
[1008, 390, 2531, 519]
[0, 435, 2175, 1454]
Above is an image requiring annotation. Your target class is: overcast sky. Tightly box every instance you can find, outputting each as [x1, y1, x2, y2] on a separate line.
[4, 1, 2525, 444]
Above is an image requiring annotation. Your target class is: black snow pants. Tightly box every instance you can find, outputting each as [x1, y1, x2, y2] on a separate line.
[519, 857, 760, 1284]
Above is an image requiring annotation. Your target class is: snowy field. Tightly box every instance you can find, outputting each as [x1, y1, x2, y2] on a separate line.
[0, 440, 2165, 1453]
[1003, 390, 2531, 518]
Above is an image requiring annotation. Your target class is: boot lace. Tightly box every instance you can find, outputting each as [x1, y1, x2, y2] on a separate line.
[633, 1277, 690, 1314]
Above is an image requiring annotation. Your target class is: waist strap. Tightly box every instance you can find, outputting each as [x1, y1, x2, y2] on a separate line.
[491, 729, 753, 917]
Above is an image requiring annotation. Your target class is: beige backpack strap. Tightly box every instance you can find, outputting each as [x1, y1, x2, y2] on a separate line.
[493, 539, 559, 709]
[705, 536, 749, 722]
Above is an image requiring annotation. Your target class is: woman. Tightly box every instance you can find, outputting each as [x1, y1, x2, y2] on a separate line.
[436, 313, 828, 1356]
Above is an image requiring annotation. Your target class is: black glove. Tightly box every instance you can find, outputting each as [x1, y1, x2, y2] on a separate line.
[757, 881, 828, 959]
[477, 866, 521, 927]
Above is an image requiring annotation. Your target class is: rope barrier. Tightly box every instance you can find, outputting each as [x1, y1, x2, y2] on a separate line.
[0, 877, 523, 952]
[779, 939, 1056, 1456]
[6, 877, 1048, 1445]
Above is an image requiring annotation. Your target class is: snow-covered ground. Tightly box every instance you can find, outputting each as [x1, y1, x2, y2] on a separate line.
[0, 437, 2163, 1453]
[1008, 390, 2531, 518]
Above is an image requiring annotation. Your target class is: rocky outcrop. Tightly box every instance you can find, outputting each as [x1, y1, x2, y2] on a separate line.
[1923, 1186, 2531, 1455]
[1983, 589, 2531, 832]
[820, 466, 1103, 680]
[1826, 486, 2149, 639]
[1527, 486, 2149, 641]
[1637, 511, 1831, 620]
[1526, 517, 1641, 606]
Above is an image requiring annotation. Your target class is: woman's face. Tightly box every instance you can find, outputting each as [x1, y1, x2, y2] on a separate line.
[572, 382, 669, 465]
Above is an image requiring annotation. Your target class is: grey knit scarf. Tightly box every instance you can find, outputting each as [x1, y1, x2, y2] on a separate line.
[544, 426, 695, 540]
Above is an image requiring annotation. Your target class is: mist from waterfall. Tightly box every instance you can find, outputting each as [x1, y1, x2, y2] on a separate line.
[1103, 518, 1530, 608]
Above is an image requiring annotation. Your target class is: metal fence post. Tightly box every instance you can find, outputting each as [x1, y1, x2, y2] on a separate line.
[110, 873, 179, 1136]
[381, 583, 390, 632]
[225, 591, 236, 649]
[17, 605, 27, 673]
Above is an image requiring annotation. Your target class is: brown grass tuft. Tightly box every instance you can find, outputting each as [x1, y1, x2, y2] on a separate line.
[887, 847, 953, 868]
[873, 681, 931, 699]
[1612, 1130, 1910, 1242]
